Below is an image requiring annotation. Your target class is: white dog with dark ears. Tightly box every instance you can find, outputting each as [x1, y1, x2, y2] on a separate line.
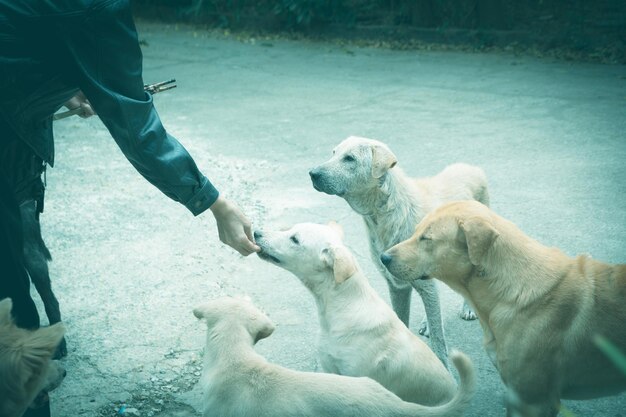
[194, 296, 475, 417]
[0, 298, 66, 417]
[309, 136, 489, 366]
[381, 201, 626, 417]
[254, 222, 475, 407]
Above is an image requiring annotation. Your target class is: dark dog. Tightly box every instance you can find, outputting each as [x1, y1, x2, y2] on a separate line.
[21, 198, 67, 358]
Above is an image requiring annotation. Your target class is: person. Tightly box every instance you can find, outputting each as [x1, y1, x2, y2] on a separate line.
[0, 1, 259, 415]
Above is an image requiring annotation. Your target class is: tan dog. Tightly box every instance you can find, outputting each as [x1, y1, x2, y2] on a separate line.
[381, 201, 626, 417]
[0, 298, 66, 417]
[310, 136, 489, 366]
[194, 296, 475, 417]
[254, 222, 474, 407]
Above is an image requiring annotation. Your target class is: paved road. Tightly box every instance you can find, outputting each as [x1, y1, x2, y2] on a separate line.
[42, 21, 625, 416]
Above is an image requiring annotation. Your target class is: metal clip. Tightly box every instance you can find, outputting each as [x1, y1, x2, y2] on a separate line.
[144, 79, 177, 95]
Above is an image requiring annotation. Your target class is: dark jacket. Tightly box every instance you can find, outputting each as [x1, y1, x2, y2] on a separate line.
[0, 0, 218, 215]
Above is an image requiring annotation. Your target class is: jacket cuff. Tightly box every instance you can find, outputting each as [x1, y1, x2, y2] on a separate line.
[185, 178, 219, 216]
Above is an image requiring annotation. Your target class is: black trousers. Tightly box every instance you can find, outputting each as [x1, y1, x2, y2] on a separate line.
[0, 119, 51, 417]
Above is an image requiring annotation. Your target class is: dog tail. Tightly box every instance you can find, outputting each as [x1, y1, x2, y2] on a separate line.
[404, 349, 476, 417]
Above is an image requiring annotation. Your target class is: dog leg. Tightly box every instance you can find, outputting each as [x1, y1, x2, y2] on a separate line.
[384, 274, 412, 327]
[412, 279, 448, 368]
[23, 236, 58, 323]
[21, 202, 67, 358]
[27, 265, 67, 358]
[459, 298, 478, 321]
[25, 255, 67, 359]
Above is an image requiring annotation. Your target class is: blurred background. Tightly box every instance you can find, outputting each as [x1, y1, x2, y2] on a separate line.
[132, 0, 626, 63]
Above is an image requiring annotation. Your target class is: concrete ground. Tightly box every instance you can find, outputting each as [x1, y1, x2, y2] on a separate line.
[38, 21, 625, 416]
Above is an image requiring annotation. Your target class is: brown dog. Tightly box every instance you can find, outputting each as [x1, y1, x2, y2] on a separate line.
[0, 298, 66, 417]
[380, 201, 626, 417]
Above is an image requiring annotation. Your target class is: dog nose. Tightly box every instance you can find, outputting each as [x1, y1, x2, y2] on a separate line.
[380, 252, 392, 267]
[309, 168, 321, 181]
[253, 230, 263, 240]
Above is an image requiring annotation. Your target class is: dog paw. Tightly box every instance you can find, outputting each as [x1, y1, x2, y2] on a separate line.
[459, 302, 478, 321]
[418, 318, 430, 337]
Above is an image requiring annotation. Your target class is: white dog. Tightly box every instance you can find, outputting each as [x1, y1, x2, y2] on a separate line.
[309, 136, 489, 366]
[254, 222, 475, 407]
[194, 296, 475, 417]
[382, 201, 626, 417]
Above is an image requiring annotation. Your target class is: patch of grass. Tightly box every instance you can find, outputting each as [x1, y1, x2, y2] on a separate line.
[593, 334, 626, 375]
[559, 335, 626, 417]
[559, 405, 577, 417]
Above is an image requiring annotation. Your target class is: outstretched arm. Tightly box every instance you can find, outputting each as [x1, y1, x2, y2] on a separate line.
[53, 2, 258, 254]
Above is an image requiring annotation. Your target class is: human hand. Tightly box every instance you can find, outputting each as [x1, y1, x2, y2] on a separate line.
[63, 91, 95, 118]
[210, 196, 260, 256]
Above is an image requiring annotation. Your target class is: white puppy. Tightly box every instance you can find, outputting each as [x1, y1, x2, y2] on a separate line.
[309, 136, 489, 366]
[254, 222, 474, 407]
[194, 296, 475, 417]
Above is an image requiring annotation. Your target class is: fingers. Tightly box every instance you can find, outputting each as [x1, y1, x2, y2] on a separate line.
[77, 90, 95, 118]
[216, 222, 260, 256]
[221, 235, 258, 256]
[78, 102, 96, 118]
[243, 223, 261, 253]
[234, 238, 259, 256]
[211, 197, 260, 256]
[64, 91, 96, 119]
[228, 229, 260, 256]
[63, 96, 80, 111]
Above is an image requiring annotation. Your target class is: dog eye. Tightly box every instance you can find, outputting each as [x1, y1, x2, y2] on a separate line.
[290, 235, 300, 244]
[419, 235, 431, 242]
[343, 155, 355, 162]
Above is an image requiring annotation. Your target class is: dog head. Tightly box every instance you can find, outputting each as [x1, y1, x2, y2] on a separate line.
[193, 296, 275, 344]
[0, 298, 66, 417]
[254, 222, 358, 291]
[381, 201, 499, 288]
[309, 136, 398, 197]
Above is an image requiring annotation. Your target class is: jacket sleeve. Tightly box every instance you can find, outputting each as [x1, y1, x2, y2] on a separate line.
[56, 0, 218, 216]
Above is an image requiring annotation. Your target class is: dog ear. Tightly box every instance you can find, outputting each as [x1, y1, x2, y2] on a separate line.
[193, 303, 222, 328]
[371, 143, 397, 179]
[327, 221, 344, 240]
[0, 298, 13, 323]
[459, 217, 499, 266]
[19, 323, 66, 376]
[322, 245, 357, 284]
[247, 313, 276, 344]
[193, 305, 209, 320]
